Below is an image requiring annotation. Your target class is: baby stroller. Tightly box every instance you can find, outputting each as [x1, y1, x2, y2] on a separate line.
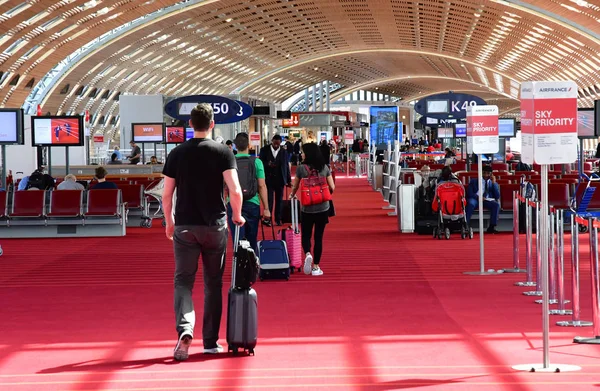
[431, 182, 473, 240]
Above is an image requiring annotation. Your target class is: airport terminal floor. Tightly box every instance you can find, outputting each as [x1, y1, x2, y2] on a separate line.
[0, 177, 599, 390]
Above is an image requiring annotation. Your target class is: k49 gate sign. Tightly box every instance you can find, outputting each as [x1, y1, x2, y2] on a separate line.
[466, 105, 499, 155]
[414, 93, 487, 120]
[520, 81, 578, 165]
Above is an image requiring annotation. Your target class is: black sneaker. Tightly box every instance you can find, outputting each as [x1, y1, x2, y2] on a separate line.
[487, 226, 499, 234]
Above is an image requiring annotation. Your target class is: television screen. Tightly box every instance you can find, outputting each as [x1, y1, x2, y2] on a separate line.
[426, 117, 438, 125]
[498, 118, 516, 138]
[31, 116, 83, 146]
[165, 126, 184, 143]
[132, 123, 165, 143]
[437, 127, 454, 138]
[369, 106, 399, 145]
[427, 100, 449, 114]
[577, 109, 595, 138]
[0, 109, 24, 145]
[186, 127, 194, 140]
[252, 106, 270, 116]
[276, 110, 291, 119]
[454, 123, 467, 138]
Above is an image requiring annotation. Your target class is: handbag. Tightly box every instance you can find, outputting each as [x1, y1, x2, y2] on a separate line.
[328, 200, 336, 217]
[299, 165, 332, 206]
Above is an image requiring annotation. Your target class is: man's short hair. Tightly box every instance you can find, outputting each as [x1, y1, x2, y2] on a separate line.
[272, 134, 282, 142]
[482, 165, 493, 173]
[234, 133, 249, 151]
[226, 140, 233, 146]
[64, 174, 77, 181]
[95, 166, 108, 179]
[129, 140, 135, 145]
[190, 103, 213, 131]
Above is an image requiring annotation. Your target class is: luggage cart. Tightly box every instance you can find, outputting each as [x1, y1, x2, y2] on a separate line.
[144, 178, 166, 227]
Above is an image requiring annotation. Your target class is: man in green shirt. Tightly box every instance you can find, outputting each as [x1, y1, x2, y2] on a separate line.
[227, 133, 270, 252]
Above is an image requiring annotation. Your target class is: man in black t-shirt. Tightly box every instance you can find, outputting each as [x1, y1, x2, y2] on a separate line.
[162, 103, 245, 361]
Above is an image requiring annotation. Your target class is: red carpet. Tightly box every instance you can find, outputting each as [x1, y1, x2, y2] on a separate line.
[1, 178, 600, 390]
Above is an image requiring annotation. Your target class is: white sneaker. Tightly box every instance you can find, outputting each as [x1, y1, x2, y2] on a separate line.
[303, 253, 313, 275]
[174, 333, 193, 361]
[311, 267, 323, 276]
[203, 343, 224, 354]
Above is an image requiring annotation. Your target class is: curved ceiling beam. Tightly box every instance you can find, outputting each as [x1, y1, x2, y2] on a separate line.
[490, 0, 600, 44]
[327, 76, 516, 104]
[37, 0, 220, 109]
[233, 49, 521, 95]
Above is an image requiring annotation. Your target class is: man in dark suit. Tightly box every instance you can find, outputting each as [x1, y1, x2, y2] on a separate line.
[465, 165, 501, 233]
[260, 134, 291, 225]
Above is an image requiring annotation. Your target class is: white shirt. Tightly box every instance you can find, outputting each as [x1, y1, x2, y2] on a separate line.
[271, 145, 280, 159]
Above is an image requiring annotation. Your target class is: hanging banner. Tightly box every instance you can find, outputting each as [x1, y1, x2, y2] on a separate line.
[520, 81, 578, 164]
[219, 100, 253, 124]
[467, 105, 499, 155]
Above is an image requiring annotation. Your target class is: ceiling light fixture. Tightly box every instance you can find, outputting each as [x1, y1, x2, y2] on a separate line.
[225, 18, 232, 22]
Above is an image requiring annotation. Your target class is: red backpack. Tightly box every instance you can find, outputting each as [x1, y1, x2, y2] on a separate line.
[299, 165, 332, 206]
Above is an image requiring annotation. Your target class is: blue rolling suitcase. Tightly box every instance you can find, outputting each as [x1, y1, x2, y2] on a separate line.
[258, 222, 290, 281]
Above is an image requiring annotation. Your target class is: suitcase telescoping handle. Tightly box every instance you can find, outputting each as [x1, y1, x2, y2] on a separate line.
[291, 197, 300, 234]
[231, 224, 241, 290]
[260, 216, 276, 240]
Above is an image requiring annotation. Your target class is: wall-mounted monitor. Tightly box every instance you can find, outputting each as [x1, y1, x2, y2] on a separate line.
[595, 101, 600, 138]
[31, 115, 84, 146]
[185, 127, 194, 140]
[577, 108, 596, 139]
[426, 100, 449, 114]
[437, 127, 454, 138]
[498, 118, 516, 138]
[131, 122, 165, 143]
[165, 126, 185, 143]
[425, 117, 438, 125]
[252, 106, 270, 116]
[454, 123, 467, 138]
[0, 108, 24, 145]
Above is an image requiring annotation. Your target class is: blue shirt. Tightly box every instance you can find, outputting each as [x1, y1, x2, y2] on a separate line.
[18, 176, 29, 191]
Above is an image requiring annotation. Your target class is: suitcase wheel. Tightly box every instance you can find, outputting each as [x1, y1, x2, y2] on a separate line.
[248, 348, 255, 356]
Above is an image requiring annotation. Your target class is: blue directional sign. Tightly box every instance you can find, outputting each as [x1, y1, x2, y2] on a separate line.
[414, 93, 487, 120]
[164, 95, 242, 124]
[219, 100, 253, 124]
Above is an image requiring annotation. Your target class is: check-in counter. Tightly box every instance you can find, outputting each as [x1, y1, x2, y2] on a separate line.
[51, 165, 164, 178]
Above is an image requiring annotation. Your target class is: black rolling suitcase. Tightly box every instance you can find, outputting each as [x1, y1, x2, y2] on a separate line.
[227, 225, 259, 356]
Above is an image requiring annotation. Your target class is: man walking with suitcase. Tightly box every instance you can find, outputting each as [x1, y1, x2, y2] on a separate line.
[162, 103, 245, 361]
[260, 135, 291, 225]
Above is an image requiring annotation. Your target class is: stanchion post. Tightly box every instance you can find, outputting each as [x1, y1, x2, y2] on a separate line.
[535, 209, 561, 305]
[550, 209, 572, 315]
[516, 197, 536, 286]
[558, 215, 592, 327]
[524, 201, 543, 296]
[505, 191, 525, 273]
[574, 217, 600, 344]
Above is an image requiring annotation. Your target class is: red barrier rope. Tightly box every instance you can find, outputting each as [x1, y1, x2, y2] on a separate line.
[516, 194, 525, 202]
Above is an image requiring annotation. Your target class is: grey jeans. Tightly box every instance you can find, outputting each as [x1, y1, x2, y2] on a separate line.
[173, 224, 228, 348]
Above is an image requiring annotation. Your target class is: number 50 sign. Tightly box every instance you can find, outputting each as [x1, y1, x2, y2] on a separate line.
[164, 95, 253, 124]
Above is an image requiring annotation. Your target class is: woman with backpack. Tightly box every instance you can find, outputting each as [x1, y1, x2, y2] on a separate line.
[289, 142, 335, 276]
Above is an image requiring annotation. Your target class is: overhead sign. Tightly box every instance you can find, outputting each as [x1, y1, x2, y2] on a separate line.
[219, 100, 253, 124]
[249, 132, 261, 147]
[467, 105, 499, 155]
[344, 130, 354, 145]
[520, 81, 578, 165]
[164, 95, 242, 124]
[415, 93, 487, 120]
[282, 113, 299, 127]
[93, 134, 104, 143]
[299, 114, 331, 127]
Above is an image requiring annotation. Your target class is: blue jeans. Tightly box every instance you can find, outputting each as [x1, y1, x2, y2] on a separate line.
[227, 202, 260, 253]
[465, 198, 500, 226]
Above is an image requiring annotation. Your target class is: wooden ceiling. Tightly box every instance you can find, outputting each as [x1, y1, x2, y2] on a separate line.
[0, 0, 599, 136]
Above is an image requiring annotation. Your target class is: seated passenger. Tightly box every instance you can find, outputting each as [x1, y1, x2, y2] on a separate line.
[57, 174, 85, 190]
[437, 166, 460, 184]
[465, 165, 500, 233]
[90, 167, 118, 190]
[107, 153, 122, 165]
[26, 168, 55, 190]
[146, 155, 162, 164]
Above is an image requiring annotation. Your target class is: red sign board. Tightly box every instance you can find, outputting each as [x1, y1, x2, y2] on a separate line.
[282, 113, 299, 128]
[93, 134, 104, 143]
